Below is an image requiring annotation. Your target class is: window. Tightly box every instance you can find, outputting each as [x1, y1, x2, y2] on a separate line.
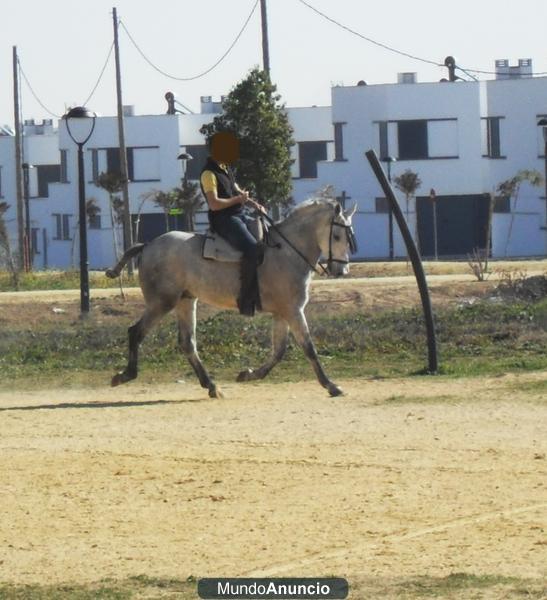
[375, 197, 389, 213]
[53, 213, 72, 240]
[36, 165, 61, 198]
[89, 214, 102, 229]
[60, 150, 68, 183]
[106, 148, 121, 176]
[128, 147, 160, 182]
[482, 117, 504, 158]
[398, 120, 428, 159]
[334, 123, 346, 161]
[31, 228, 41, 254]
[184, 145, 209, 181]
[379, 119, 458, 160]
[298, 141, 327, 178]
[493, 196, 511, 213]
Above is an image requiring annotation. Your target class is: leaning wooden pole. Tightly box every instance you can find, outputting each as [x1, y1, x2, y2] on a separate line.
[365, 150, 439, 373]
[112, 7, 133, 276]
[12, 46, 25, 271]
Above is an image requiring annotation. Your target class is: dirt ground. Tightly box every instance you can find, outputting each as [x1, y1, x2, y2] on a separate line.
[0, 268, 546, 595]
[0, 372, 546, 591]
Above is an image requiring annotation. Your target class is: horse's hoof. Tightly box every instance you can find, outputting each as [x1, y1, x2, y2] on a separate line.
[209, 386, 224, 399]
[328, 384, 344, 397]
[236, 368, 254, 382]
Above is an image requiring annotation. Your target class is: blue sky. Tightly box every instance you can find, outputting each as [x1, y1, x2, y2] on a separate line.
[2, 0, 547, 126]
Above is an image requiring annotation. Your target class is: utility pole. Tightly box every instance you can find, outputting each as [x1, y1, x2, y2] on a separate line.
[112, 6, 133, 275]
[260, 0, 270, 76]
[12, 46, 26, 271]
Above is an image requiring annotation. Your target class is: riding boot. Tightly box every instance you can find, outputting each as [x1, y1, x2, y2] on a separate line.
[237, 256, 260, 317]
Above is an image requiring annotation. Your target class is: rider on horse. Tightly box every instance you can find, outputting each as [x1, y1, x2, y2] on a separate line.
[200, 131, 266, 317]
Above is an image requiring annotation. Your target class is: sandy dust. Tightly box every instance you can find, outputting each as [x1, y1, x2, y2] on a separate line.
[0, 373, 545, 587]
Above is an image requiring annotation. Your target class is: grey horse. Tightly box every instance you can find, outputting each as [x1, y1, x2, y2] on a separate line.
[106, 199, 357, 398]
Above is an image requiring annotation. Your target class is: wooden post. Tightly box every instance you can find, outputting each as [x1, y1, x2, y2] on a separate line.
[260, 0, 270, 76]
[12, 46, 25, 271]
[112, 7, 133, 275]
[366, 150, 439, 374]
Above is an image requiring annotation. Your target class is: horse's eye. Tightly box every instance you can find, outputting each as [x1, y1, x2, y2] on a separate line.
[333, 234, 341, 241]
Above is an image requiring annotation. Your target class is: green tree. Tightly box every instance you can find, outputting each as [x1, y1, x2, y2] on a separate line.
[200, 68, 294, 214]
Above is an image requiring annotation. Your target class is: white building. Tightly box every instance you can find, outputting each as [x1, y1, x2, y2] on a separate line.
[1, 62, 546, 269]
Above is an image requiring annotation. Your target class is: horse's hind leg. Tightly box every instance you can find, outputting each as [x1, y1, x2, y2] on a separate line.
[237, 316, 289, 382]
[287, 309, 343, 397]
[176, 298, 223, 399]
[111, 304, 166, 387]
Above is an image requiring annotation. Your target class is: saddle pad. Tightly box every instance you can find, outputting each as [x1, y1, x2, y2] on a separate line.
[202, 234, 242, 263]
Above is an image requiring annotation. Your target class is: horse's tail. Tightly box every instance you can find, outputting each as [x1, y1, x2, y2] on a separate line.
[105, 243, 146, 278]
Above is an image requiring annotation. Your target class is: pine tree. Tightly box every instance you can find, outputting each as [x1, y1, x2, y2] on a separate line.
[200, 68, 294, 213]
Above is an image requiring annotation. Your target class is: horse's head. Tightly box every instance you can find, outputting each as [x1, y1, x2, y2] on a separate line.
[319, 203, 358, 277]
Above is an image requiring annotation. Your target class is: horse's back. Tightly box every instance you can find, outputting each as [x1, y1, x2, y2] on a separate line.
[138, 231, 202, 303]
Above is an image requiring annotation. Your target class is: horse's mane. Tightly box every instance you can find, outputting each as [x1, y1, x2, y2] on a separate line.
[280, 198, 337, 224]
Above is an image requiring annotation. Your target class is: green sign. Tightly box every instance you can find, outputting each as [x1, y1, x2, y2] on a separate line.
[169, 208, 183, 215]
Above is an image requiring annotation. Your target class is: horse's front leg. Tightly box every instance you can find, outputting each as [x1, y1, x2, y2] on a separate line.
[176, 298, 223, 399]
[237, 316, 289, 382]
[287, 309, 343, 397]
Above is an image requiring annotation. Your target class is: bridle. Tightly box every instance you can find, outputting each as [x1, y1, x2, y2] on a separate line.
[327, 217, 358, 272]
[257, 206, 357, 277]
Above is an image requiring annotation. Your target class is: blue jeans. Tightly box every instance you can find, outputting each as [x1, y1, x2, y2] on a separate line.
[210, 211, 258, 262]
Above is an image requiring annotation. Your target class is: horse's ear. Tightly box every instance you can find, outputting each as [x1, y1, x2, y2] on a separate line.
[344, 204, 357, 219]
[334, 202, 342, 216]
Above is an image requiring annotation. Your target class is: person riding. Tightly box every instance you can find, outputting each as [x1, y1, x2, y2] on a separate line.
[200, 131, 266, 317]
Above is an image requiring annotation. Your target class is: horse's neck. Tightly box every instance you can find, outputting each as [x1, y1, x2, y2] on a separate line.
[277, 207, 329, 266]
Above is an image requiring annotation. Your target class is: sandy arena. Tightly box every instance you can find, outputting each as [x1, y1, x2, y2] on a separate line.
[0, 373, 545, 591]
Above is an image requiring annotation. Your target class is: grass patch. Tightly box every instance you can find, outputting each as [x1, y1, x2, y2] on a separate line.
[1, 298, 546, 389]
[0, 574, 544, 599]
[389, 572, 547, 598]
[0, 576, 196, 599]
[0, 270, 138, 292]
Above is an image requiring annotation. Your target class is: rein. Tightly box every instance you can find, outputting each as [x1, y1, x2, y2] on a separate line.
[254, 205, 356, 277]
[259, 211, 329, 276]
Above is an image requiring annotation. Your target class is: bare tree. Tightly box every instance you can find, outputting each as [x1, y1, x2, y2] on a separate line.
[394, 169, 422, 253]
[496, 170, 543, 257]
[171, 181, 204, 232]
[0, 202, 19, 290]
[95, 172, 126, 260]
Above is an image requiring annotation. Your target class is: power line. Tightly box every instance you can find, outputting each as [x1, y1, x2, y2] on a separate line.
[18, 42, 116, 120]
[17, 60, 61, 119]
[296, 0, 547, 79]
[296, 0, 443, 68]
[82, 42, 115, 107]
[119, 0, 259, 81]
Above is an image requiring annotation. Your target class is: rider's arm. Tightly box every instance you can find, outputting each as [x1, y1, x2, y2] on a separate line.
[201, 170, 246, 211]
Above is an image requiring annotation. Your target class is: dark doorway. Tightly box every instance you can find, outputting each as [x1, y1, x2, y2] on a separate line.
[132, 213, 185, 243]
[417, 194, 491, 258]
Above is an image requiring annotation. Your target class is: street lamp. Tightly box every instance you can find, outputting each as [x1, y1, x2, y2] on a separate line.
[22, 162, 34, 270]
[538, 118, 547, 249]
[177, 151, 193, 185]
[382, 156, 397, 260]
[176, 152, 194, 231]
[63, 106, 96, 314]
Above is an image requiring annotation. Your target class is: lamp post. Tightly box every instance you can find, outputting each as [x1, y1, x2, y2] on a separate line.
[382, 156, 397, 260]
[177, 152, 194, 231]
[430, 188, 438, 261]
[22, 162, 34, 270]
[63, 106, 96, 315]
[538, 118, 547, 252]
[177, 151, 193, 185]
